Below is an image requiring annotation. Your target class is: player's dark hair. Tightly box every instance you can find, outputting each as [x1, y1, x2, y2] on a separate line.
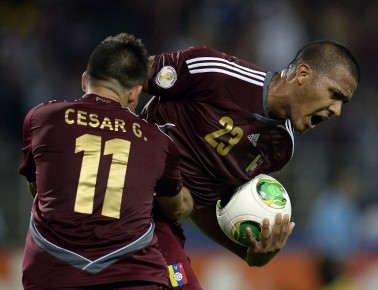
[287, 40, 360, 83]
[86, 33, 149, 89]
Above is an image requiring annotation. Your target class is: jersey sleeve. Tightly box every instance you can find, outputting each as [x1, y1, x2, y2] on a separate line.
[147, 48, 191, 100]
[155, 139, 183, 198]
[18, 106, 39, 182]
[149, 46, 227, 100]
[147, 46, 267, 104]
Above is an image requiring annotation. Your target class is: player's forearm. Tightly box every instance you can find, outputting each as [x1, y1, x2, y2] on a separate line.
[181, 187, 194, 217]
[156, 187, 194, 221]
[170, 187, 194, 220]
[190, 205, 279, 267]
[190, 206, 249, 259]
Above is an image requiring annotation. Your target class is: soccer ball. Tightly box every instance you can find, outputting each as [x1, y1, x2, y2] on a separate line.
[216, 174, 291, 247]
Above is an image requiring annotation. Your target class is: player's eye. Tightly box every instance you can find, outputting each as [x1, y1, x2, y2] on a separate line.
[333, 91, 349, 104]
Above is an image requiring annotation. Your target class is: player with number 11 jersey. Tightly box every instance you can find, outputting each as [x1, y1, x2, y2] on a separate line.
[19, 94, 183, 289]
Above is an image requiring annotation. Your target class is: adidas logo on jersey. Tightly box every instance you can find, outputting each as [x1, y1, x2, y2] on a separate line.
[247, 133, 260, 147]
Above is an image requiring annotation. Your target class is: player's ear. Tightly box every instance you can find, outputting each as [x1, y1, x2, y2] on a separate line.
[81, 71, 88, 92]
[296, 64, 312, 85]
[127, 85, 142, 111]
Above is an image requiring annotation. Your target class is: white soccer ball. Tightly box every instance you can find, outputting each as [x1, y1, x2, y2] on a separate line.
[216, 174, 291, 247]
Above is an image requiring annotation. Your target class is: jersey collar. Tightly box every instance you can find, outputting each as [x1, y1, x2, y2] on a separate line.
[81, 94, 122, 107]
[262, 71, 274, 118]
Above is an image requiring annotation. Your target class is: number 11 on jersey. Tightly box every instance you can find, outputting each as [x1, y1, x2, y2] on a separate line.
[74, 134, 131, 219]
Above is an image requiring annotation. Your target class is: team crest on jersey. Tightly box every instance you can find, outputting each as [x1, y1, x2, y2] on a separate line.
[155, 66, 177, 88]
[168, 263, 188, 287]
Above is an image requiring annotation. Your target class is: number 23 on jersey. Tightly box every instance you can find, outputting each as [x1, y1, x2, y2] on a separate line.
[204, 116, 243, 156]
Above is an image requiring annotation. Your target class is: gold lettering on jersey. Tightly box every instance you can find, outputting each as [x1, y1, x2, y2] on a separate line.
[133, 122, 142, 137]
[114, 119, 126, 132]
[74, 134, 130, 219]
[64, 109, 128, 133]
[65, 109, 75, 124]
[77, 110, 87, 126]
[204, 116, 243, 156]
[89, 113, 100, 128]
[99, 117, 113, 130]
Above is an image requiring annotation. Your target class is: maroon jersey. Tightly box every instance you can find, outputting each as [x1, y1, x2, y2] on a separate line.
[19, 94, 183, 288]
[142, 46, 294, 208]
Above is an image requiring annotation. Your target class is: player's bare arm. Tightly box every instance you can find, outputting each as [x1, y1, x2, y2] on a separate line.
[191, 206, 295, 267]
[156, 187, 194, 221]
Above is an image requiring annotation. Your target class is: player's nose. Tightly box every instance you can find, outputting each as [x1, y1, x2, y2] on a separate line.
[329, 100, 342, 117]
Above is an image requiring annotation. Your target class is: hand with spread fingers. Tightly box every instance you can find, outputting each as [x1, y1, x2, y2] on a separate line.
[245, 213, 295, 267]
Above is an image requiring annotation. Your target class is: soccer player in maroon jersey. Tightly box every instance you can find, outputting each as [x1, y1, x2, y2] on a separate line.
[141, 40, 360, 289]
[18, 33, 194, 290]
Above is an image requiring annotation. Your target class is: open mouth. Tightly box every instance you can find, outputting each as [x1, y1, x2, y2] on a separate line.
[311, 115, 324, 127]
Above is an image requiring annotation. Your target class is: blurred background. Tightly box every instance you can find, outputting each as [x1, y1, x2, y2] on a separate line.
[1, 0, 378, 289]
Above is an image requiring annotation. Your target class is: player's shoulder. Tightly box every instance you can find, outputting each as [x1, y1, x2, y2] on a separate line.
[34, 99, 75, 108]
[27, 99, 70, 114]
[32, 99, 82, 117]
[184, 46, 264, 72]
[184, 45, 224, 59]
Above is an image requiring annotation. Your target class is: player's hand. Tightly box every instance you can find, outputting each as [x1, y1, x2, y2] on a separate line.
[245, 213, 295, 267]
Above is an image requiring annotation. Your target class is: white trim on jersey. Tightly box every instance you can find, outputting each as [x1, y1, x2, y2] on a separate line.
[189, 68, 264, 86]
[30, 215, 155, 274]
[188, 62, 265, 81]
[186, 57, 266, 76]
[284, 119, 295, 158]
[186, 57, 266, 86]
[157, 123, 176, 142]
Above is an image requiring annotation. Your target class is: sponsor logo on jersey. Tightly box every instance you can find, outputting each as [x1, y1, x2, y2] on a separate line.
[247, 133, 260, 147]
[245, 154, 263, 177]
[168, 263, 188, 287]
[155, 66, 177, 89]
[95, 96, 111, 103]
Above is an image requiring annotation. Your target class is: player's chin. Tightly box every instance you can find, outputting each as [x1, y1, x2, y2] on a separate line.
[300, 127, 310, 134]
[294, 123, 310, 134]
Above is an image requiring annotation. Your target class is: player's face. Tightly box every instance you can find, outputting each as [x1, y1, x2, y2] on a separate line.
[290, 65, 357, 133]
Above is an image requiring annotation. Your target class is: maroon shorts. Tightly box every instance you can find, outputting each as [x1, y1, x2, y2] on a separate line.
[154, 212, 203, 290]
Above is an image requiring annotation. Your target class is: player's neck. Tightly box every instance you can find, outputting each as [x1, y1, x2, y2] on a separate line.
[266, 72, 288, 120]
[86, 84, 125, 107]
